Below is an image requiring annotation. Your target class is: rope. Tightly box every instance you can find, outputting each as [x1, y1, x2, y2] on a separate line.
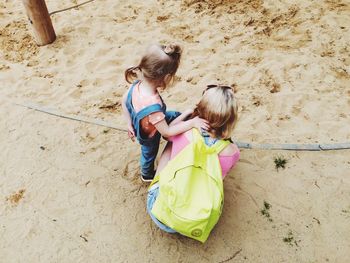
[234, 141, 350, 151]
[49, 0, 96, 16]
[15, 102, 350, 151]
[15, 102, 128, 133]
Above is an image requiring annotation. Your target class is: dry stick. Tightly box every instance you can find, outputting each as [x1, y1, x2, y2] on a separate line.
[49, 0, 96, 16]
[15, 102, 350, 151]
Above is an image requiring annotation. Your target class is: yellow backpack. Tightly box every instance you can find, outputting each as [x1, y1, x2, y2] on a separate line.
[151, 129, 229, 242]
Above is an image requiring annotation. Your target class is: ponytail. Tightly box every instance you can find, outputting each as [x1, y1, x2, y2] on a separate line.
[163, 44, 182, 65]
[125, 66, 139, 84]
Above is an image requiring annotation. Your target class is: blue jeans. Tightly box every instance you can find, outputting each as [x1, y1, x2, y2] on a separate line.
[140, 110, 181, 176]
[147, 184, 176, 233]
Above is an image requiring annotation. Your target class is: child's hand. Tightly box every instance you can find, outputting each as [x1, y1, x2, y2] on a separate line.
[191, 116, 209, 131]
[127, 123, 135, 142]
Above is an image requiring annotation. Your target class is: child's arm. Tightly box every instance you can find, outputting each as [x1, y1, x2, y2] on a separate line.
[122, 90, 135, 141]
[154, 115, 208, 138]
[169, 109, 193, 127]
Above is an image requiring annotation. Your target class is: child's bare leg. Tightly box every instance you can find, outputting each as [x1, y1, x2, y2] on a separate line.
[156, 142, 172, 174]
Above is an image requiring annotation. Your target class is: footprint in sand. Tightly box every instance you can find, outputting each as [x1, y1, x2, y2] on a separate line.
[121, 160, 140, 183]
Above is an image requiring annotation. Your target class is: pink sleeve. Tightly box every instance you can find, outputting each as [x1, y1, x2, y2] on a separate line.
[219, 150, 240, 178]
[170, 134, 190, 158]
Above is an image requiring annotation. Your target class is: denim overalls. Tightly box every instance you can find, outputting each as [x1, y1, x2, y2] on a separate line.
[125, 80, 181, 177]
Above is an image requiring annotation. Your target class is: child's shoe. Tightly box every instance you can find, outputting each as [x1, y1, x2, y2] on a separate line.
[141, 171, 155, 182]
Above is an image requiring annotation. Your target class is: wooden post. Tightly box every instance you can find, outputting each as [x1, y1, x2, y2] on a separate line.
[22, 0, 56, 46]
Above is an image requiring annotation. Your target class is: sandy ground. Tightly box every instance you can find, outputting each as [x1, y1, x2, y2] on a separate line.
[1, 0, 350, 262]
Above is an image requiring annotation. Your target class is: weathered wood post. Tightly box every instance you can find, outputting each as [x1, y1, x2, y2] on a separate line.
[22, 0, 56, 46]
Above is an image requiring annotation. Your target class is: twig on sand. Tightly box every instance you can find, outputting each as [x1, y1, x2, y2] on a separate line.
[218, 249, 242, 263]
[314, 181, 321, 189]
[312, 217, 321, 225]
[79, 235, 88, 242]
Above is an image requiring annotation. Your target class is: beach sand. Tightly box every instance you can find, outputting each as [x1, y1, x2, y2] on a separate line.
[1, 0, 350, 262]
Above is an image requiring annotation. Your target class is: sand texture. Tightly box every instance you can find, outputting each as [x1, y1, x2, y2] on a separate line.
[1, 0, 350, 262]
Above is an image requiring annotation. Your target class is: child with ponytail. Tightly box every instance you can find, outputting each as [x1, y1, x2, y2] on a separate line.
[122, 44, 208, 181]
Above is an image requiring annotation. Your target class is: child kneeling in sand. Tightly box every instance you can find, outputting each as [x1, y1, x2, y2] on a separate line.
[147, 85, 240, 235]
[122, 44, 208, 182]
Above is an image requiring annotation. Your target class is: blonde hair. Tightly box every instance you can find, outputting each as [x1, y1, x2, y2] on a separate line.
[192, 85, 238, 139]
[125, 44, 182, 88]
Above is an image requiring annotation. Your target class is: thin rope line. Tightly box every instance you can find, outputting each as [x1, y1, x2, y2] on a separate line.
[14, 102, 350, 151]
[49, 0, 96, 16]
[15, 102, 128, 132]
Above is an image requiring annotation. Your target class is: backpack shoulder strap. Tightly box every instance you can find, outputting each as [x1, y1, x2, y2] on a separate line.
[211, 140, 230, 154]
[192, 128, 204, 142]
[192, 129, 230, 154]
